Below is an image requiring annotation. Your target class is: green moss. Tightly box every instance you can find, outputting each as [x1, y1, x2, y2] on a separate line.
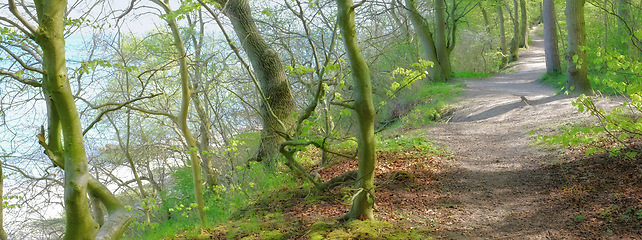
[262, 229, 288, 240]
[327, 228, 351, 239]
[310, 221, 334, 233]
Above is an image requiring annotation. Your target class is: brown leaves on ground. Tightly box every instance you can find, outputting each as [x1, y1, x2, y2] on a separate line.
[544, 147, 642, 239]
[242, 145, 450, 235]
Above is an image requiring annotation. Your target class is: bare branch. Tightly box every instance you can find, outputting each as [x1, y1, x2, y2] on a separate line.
[0, 44, 44, 74]
[0, 70, 41, 87]
[82, 93, 163, 135]
[8, 0, 37, 35]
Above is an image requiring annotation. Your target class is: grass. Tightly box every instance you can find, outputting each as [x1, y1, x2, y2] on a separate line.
[126, 162, 299, 240]
[392, 81, 464, 129]
[538, 71, 631, 96]
[453, 71, 493, 79]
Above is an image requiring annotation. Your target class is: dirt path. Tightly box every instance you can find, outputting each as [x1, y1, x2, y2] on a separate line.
[423, 33, 594, 239]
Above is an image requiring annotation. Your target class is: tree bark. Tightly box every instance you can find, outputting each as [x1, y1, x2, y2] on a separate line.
[217, 0, 295, 164]
[509, 0, 520, 61]
[565, 0, 593, 95]
[519, 0, 528, 48]
[498, 0, 509, 68]
[405, 0, 446, 81]
[22, 0, 134, 237]
[31, 0, 99, 238]
[434, 0, 452, 80]
[481, 5, 491, 33]
[0, 161, 6, 240]
[336, 0, 377, 221]
[542, 0, 561, 74]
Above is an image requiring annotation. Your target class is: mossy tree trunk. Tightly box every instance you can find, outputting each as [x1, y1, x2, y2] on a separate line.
[336, 0, 377, 221]
[33, 0, 99, 238]
[9, 0, 133, 238]
[519, 0, 528, 48]
[543, 0, 561, 74]
[434, 0, 452, 80]
[498, 0, 509, 68]
[565, 0, 593, 95]
[216, 0, 295, 164]
[509, 0, 520, 61]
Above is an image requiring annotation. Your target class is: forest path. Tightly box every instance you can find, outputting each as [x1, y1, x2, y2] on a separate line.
[423, 32, 587, 239]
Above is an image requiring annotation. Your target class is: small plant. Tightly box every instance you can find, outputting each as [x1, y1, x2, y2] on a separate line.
[574, 214, 586, 222]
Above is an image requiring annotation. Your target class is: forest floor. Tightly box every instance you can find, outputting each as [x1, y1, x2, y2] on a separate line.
[305, 32, 641, 239]
[200, 32, 642, 239]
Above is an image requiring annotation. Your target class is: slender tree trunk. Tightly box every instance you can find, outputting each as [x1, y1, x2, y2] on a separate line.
[434, 0, 452, 80]
[0, 161, 5, 240]
[565, 0, 593, 95]
[152, 0, 209, 226]
[543, 0, 561, 74]
[218, 0, 295, 164]
[498, 0, 509, 68]
[389, 0, 412, 43]
[616, 0, 631, 56]
[189, 11, 218, 191]
[336, 0, 377, 221]
[481, 5, 491, 34]
[509, 0, 520, 61]
[519, 0, 528, 48]
[405, 0, 445, 81]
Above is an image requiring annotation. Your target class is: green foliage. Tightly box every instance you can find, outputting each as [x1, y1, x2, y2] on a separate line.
[161, 0, 208, 21]
[131, 161, 297, 239]
[535, 46, 642, 158]
[2, 195, 22, 209]
[386, 82, 463, 129]
[538, 72, 566, 92]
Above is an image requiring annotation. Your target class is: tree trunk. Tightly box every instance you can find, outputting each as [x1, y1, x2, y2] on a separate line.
[189, 11, 218, 191]
[616, 0, 631, 56]
[542, 0, 561, 74]
[32, 0, 99, 238]
[23, 1, 134, 238]
[405, 0, 446, 81]
[152, 0, 209, 226]
[389, 0, 412, 43]
[498, 0, 509, 68]
[336, 0, 377, 221]
[565, 0, 593, 95]
[509, 0, 520, 61]
[519, 0, 528, 48]
[218, 0, 295, 164]
[0, 161, 6, 240]
[481, 5, 491, 33]
[434, 0, 452, 80]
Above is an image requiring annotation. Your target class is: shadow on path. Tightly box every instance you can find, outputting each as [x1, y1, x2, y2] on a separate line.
[454, 94, 570, 122]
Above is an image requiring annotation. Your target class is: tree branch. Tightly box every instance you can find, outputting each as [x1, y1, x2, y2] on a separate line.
[8, 0, 37, 35]
[0, 70, 41, 87]
[82, 93, 163, 135]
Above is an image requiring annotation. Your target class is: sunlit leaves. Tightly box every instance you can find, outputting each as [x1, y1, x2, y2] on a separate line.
[387, 59, 432, 97]
[162, 0, 205, 21]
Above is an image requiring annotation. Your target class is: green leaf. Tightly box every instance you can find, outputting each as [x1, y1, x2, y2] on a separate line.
[586, 147, 597, 156]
